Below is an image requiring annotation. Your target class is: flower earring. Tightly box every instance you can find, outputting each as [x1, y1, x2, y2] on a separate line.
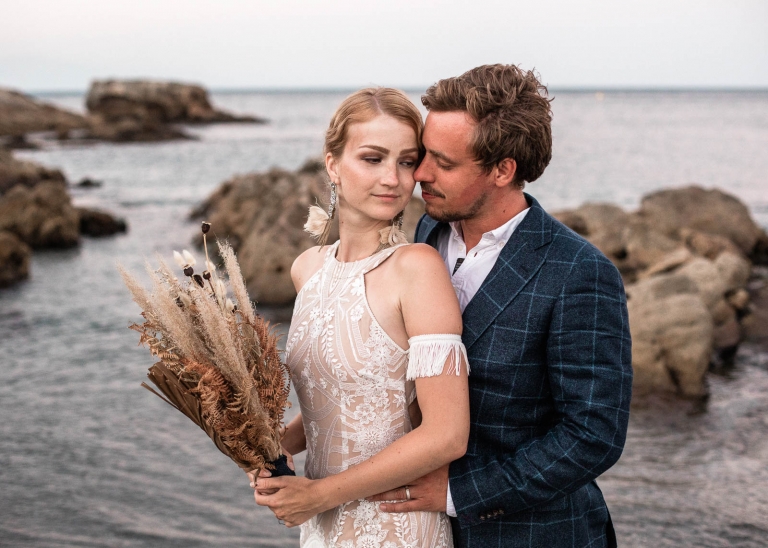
[304, 181, 337, 247]
[378, 210, 408, 249]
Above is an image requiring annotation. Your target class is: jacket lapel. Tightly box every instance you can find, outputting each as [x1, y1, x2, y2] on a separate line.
[461, 194, 553, 350]
[416, 215, 446, 247]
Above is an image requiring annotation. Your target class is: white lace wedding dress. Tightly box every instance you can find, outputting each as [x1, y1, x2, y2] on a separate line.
[285, 241, 462, 548]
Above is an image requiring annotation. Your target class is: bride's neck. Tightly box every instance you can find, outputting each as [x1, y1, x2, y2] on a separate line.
[335, 209, 390, 262]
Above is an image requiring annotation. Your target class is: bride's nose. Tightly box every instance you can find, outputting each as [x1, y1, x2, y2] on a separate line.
[380, 163, 399, 187]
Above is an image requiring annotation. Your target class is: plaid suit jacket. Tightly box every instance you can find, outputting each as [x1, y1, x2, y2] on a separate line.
[415, 194, 632, 548]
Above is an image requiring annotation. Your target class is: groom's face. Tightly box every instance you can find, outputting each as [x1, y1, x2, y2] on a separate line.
[415, 111, 494, 223]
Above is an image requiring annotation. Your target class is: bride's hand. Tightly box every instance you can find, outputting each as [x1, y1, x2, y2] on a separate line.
[246, 450, 296, 494]
[254, 476, 328, 527]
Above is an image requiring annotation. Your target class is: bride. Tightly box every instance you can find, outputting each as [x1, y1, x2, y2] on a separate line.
[251, 88, 469, 548]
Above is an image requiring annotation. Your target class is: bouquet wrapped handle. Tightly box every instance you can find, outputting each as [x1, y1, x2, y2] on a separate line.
[268, 454, 296, 477]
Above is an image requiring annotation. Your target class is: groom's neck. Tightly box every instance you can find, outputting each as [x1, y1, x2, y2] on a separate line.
[458, 189, 528, 251]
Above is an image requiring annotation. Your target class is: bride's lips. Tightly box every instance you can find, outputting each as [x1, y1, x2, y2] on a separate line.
[373, 194, 399, 202]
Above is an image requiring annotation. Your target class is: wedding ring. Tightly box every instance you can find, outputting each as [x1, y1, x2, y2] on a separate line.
[405, 486, 411, 501]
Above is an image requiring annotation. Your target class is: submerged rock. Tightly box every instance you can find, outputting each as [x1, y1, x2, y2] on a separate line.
[76, 207, 127, 237]
[193, 159, 425, 306]
[554, 185, 767, 398]
[85, 80, 266, 142]
[0, 230, 31, 288]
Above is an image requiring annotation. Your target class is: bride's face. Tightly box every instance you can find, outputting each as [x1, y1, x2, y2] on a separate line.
[327, 114, 419, 223]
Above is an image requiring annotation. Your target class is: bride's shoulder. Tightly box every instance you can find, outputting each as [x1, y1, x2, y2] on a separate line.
[391, 243, 448, 278]
[291, 245, 329, 291]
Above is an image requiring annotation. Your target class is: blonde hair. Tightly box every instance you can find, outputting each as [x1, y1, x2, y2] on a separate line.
[325, 87, 424, 158]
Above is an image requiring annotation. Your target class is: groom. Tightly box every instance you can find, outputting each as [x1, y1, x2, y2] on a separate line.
[371, 65, 633, 547]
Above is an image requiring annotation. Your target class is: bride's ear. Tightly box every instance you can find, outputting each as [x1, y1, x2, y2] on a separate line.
[325, 152, 340, 186]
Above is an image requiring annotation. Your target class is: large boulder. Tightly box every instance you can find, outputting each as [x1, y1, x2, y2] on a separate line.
[554, 185, 766, 397]
[85, 80, 265, 142]
[0, 149, 67, 195]
[0, 88, 86, 138]
[638, 186, 764, 256]
[193, 159, 425, 306]
[0, 230, 31, 288]
[0, 181, 80, 248]
[626, 274, 713, 397]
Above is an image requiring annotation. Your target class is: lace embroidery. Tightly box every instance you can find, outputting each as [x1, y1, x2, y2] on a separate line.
[286, 241, 452, 548]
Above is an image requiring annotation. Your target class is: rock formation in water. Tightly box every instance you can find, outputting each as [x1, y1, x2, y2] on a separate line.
[0, 231, 31, 288]
[554, 186, 768, 398]
[0, 151, 128, 288]
[192, 159, 426, 306]
[1, 81, 267, 146]
[0, 88, 87, 143]
[85, 80, 266, 142]
[0, 149, 67, 194]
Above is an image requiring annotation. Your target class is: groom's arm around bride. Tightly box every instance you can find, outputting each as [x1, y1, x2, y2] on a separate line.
[370, 64, 632, 548]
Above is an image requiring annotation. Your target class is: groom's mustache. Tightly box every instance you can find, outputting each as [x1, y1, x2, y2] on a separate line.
[420, 184, 445, 199]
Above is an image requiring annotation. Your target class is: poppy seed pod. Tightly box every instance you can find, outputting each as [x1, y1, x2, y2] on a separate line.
[193, 274, 205, 288]
[203, 270, 211, 280]
[201, 222, 211, 234]
[184, 266, 194, 277]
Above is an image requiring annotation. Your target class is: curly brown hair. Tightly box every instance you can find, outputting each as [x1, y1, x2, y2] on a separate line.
[422, 64, 553, 185]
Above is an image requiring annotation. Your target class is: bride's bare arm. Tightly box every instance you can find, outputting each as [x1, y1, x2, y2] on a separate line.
[281, 413, 306, 456]
[255, 244, 469, 526]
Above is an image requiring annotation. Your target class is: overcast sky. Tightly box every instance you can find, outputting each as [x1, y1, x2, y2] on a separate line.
[1, 0, 766, 92]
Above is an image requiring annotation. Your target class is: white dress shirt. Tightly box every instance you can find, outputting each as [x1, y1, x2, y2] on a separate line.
[435, 206, 530, 517]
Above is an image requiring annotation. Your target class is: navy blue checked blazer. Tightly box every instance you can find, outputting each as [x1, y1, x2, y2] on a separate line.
[415, 194, 632, 548]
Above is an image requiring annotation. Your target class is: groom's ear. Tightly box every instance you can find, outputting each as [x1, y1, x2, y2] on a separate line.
[493, 158, 518, 188]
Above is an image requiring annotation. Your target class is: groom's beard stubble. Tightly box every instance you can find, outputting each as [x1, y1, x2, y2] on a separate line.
[421, 183, 489, 224]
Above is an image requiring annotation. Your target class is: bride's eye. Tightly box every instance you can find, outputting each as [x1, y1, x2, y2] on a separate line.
[363, 156, 382, 164]
[399, 157, 417, 168]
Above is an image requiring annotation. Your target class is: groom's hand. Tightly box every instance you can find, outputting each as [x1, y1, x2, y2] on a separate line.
[366, 464, 449, 513]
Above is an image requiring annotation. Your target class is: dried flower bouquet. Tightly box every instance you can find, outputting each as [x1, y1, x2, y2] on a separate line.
[119, 222, 294, 476]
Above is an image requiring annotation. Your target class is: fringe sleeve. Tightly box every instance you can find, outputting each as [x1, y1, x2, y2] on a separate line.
[406, 334, 469, 381]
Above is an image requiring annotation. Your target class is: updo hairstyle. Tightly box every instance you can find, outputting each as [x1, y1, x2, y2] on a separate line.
[324, 88, 424, 159]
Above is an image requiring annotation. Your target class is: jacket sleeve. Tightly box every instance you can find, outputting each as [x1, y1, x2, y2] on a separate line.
[449, 254, 633, 526]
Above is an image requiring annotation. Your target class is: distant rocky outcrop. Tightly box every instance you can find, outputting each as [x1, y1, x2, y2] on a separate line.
[192, 159, 425, 306]
[0, 82, 266, 146]
[554, 186, 768, 398]
[0, 88, 87, 140]
[85, 80, 266, 142]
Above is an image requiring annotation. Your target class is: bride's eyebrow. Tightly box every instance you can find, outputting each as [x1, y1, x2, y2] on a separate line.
[359, 145, 389, 153]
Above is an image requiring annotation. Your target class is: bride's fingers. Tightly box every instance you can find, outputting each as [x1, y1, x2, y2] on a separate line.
[378, 499, 424, 513]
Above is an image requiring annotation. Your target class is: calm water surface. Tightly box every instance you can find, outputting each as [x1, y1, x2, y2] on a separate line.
[1, 91, 767, 547]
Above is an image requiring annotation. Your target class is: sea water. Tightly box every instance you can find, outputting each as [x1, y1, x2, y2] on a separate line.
[1, 90, 767, 547]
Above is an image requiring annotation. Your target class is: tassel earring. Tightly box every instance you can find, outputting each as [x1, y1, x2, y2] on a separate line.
[378, 210, 408, 249]
[304, 182, 337, 246]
